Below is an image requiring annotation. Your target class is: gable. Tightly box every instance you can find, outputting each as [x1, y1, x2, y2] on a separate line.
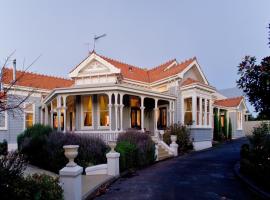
[69, 53, 121, 78]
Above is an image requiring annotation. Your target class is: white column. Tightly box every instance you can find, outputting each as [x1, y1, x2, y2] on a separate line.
[140, 96, 145, 132]
[44, 104, 48, 125]
[209, 99, 213, 128]
[108, 93, 112, 131]
[119, 93, 124, 132]
[40, 105, 44, 125]
[199, 97, 202, 126]
[63, 95, 67, 133]
[192, 95, 197, 127]
[204, 98, 207, 127]
[154, 98, 158, 136]
[50, 101, 54, 128]
[57, 96, 61, 132]
[114, 93, 119, 131]
[168, 101, 172, 126]
[171, 101, 175, 125]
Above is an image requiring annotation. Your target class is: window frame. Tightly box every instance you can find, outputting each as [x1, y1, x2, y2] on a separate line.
[97, 94, 110, 129]
[184, 97, 193, 125]
[81, 95, 94, 130]
[24, 103, 35, 130]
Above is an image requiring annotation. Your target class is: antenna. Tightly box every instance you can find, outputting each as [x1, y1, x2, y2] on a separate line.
[93, 33, 107, 51]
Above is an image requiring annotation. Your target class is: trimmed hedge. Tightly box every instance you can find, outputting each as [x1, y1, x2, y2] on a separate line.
[116, 131, 156, 171]
[163, 123, 193, 153]
[18, 125, 108, 173]
[0, 139, 8, 155]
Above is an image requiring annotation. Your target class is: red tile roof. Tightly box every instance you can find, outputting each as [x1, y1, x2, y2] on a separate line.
[99, 54, 196, 83]
[214, 96, 243, 107]
[181, 78, 200, 86]
[2, 68, 74, 90]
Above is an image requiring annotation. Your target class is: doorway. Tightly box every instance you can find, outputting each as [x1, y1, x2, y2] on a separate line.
[131, 108, 141, 129]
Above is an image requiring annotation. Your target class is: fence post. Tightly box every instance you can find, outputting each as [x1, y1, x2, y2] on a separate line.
[59, 145, 83, 200]
[107, 141, 120, 176]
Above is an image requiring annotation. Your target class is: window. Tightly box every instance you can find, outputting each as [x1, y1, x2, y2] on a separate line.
[0, 111, 7, 130]
[207, 100, 210, 125]
[237, 111, 242, 130]
[196, 97, 200, 125]
[184, 98, 192, 125]
[25, 103, 34, 129]
[99, 95, 109, 127]
[82, 96, 93, 127]
[202, 99, 205, 125]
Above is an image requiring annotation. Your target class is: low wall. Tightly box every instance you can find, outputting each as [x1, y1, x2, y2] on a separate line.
[243, 120, 270, 135]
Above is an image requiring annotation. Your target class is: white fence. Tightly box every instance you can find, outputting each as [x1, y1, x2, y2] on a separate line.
[74, 131, 124, 144]
[243, 120, 270, 135]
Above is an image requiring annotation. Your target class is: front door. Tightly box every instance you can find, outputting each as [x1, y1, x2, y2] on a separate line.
[158, 107, 167, 129]
[131, 108, 141, 129]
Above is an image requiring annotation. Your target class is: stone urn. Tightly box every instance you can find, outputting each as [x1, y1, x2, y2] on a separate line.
[108, 141, 116, 153]
[159, 130, 165, 140]
[170, 135, 177, 144]
[63, 145, 79, 167]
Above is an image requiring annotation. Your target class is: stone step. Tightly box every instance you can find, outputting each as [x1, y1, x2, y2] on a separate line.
[157, 144, 172, 161]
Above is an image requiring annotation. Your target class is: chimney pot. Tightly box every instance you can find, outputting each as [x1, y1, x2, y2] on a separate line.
[13, 59, 16, 81]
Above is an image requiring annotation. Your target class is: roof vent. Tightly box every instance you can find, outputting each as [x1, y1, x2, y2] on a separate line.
[128, 66, 132, 72]
[12, 59, 16, 81]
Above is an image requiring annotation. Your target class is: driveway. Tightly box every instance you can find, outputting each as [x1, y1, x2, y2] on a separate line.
[96, 138, 257, 200]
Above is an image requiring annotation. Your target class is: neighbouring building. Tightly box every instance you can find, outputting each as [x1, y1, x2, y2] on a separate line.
[0, 51, 247, 151]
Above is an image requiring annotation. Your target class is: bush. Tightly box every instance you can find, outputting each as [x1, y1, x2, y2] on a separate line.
[228, 118, 232, 140]
[116, 141, 138, 171]
[116, 131, 156, 171]
[0, 152, 63, 200]
[163, 123, 193, 153]
[46, 132, 108, 173]
[240, 123, 270, 191]
[0, 139, 8, 155]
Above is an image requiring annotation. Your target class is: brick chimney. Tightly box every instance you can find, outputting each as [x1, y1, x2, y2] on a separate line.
[12, 59, 16, 81]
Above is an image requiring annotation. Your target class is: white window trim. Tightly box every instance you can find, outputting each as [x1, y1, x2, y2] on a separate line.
[23, 103, 35, 130]
[81, 95, 94, 130]
[97, 94, 110, 130]
[0, 110, 8, 130]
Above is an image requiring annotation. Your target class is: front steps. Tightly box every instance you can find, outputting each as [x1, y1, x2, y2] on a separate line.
[157, 144, 172, 161]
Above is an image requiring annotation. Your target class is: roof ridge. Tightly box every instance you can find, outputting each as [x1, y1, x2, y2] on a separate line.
[3, 67, 72, 81]
[148, 59, 176, 72]
[217, 96, 243, 101]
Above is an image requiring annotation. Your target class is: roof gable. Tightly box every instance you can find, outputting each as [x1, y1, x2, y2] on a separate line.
[214, 96, 244, 108]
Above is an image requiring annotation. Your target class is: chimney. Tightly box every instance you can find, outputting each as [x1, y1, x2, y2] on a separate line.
[12, 59, 16, 81]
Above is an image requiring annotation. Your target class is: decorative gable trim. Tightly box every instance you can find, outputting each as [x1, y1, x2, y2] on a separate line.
[178, 60, 209, 85]
[69, 53, 121, 78]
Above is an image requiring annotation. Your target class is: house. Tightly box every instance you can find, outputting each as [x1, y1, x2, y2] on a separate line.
[0, 51, 247, 151]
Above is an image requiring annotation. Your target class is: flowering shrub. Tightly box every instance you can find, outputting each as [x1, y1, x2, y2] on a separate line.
[163, 123, 193, 153]
[116, 131, 155, 171]
[240, 123, 270, 191]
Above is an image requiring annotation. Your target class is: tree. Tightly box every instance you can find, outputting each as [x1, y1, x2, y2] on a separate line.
[228, 118, 232, 140]
[213, 109, 219, 140]
[224, 113, 228, 139]
[0, 52, 39, 113]
[236, 56, 270, 119]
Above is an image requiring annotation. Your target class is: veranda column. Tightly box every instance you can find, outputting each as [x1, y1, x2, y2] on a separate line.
[171, 101, 175, 125]
[108, 93, 112, 131]
[40, 105, 44, 125]
[168, 101, 172, 126]
[192, 95, 197, 127]
[114, 93, 119, 131]
[209, 99, 213, 128]
[119, 93, 124, 132]
[44, 104, 49, 125]
[140, 96, 145, 132]
[63, 95, 67, 133]
[204, 99, 207, 127]
[50, 101, 54, 128]
[199, 97, 202, 126]
[154, 98, 159, 136]
[57, 96, 61, 132]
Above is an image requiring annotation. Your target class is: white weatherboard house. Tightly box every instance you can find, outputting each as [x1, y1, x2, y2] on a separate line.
[0, 51, 247, 152]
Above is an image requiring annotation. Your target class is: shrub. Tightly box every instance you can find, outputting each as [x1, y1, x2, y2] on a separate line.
[163, 123, 193, 153]
[17, 124, 52, 168]
[228, 118, 232, 140]
[116, 131, 156, 171]
[0, 139, 8, 155]
[46, 132, 108, 173]
[115, 141, 138, 171]
[213, 110, 219, 140]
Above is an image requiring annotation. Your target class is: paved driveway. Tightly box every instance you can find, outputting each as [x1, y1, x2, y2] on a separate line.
[96, 138, 257, 200]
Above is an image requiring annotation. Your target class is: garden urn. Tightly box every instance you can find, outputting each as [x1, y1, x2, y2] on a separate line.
[108, 141, 116, 153]
[63, 145, 79, 167]
[171, 135, 177, 144]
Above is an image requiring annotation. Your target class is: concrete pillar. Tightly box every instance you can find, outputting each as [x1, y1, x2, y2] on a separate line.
[63, 96, 67, 133]
[114, 93, 119, 131]
[106, 152, 120, 176]
[140, 96, 145, 132]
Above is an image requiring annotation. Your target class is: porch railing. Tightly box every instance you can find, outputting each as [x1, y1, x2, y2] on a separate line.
[74, 131, 125, 144]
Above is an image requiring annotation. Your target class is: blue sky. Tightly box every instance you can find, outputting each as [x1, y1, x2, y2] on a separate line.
[0, 0, 269, 91]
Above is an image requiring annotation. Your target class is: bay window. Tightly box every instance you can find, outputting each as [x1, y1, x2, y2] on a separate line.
[25, 103, 34, 129]
[99, 95, 109, 127]
[82, 96, 93, 127]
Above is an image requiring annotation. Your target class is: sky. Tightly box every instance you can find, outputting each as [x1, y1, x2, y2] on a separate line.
[0, 0, 269, 113]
